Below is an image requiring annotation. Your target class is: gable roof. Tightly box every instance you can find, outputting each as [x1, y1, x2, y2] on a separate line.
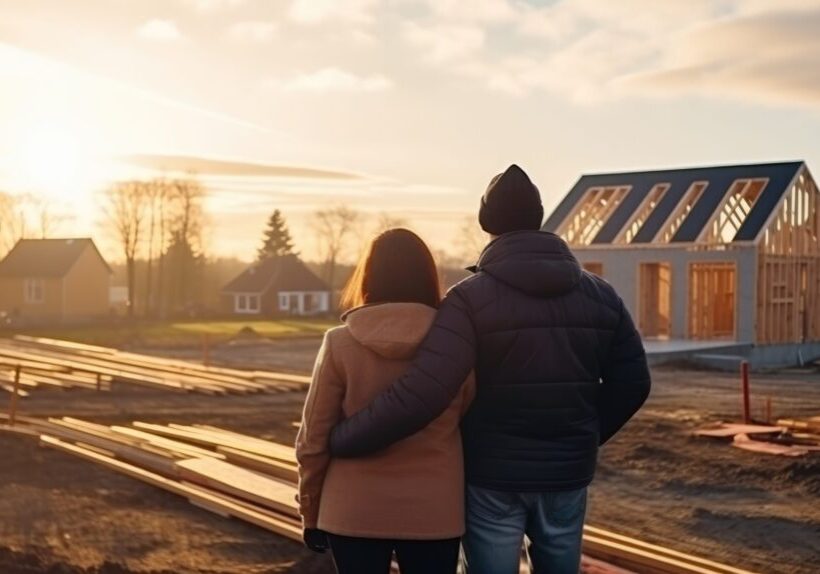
[222, 255, 330, 294]
[0, 238, 112, 278]
[543, 161, 805, 245]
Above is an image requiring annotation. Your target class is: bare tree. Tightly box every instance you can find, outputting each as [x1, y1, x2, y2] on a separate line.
[162, 177, 207, 314]
[143, 179, 169, 316]
[373, 212, 409, 235]
[156, 180, 171, 319]
[457, 216, 488, 265]
[168, 177, 205, 250]
[104, 181, 149, 318]
[30, 195, 68, 239]
[312, 205, 360, 306]
[0, 192, 25, 255]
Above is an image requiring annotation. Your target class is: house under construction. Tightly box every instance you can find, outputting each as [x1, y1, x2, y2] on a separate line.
[543, 161, 820, 368]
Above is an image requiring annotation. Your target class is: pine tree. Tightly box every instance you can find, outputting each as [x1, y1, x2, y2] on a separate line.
[257, 209, 295, 260]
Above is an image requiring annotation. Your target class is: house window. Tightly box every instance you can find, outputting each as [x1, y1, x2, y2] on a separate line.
[582, 262, 604, 276]
[235, 293, 260, 314]
[557, 186, 632, 245]
[699, 179, 768, 244]
[654, 181, 708, 243]
[279, 293, 289, 311]
[24, 279, 44, 303]
[615, 183, 671, 244]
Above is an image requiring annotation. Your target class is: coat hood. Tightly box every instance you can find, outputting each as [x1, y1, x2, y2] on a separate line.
[473, 231, 581, 298]
[344, 302, 436, 360]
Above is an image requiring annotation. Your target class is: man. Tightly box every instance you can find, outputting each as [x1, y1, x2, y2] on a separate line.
[329, 164, 651, 574]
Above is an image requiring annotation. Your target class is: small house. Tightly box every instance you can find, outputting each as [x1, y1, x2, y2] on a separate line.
[221, 255, 331, 317]
[0, 238, 112, 322]
[543, 161, 820, 367]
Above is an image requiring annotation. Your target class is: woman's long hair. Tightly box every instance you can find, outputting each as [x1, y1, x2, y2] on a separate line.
[340, 228, 440, 311]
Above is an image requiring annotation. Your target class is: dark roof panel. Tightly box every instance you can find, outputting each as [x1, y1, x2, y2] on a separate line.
[592, 181, 655, 243]
[632, 180, 691, 243]
[0, 238, 111, 277]
[544, 161, 804, 244]
[222, 255, 329, 294]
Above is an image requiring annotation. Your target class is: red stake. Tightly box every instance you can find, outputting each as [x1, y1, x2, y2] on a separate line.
[7, 365, 21, 426]
[741, 361, 751, 424]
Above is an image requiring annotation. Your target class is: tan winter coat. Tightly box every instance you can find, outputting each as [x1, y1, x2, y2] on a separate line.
[296, 302, 474, 539]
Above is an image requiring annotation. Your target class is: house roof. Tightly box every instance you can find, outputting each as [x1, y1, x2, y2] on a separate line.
[543, 161, 805, 245]
[222, 255, 330, 294]
[0, 238, 112, 278]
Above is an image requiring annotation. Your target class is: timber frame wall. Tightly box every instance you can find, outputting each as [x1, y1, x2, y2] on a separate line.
[756, 167, 820, 344]
[553, 162, 819, 346]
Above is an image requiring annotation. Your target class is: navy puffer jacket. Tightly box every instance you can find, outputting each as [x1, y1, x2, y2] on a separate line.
[330, 231, 650, 492]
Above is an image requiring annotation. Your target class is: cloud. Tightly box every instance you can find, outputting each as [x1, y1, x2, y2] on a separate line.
[225, 21, 278, 43]
[410, 0, 517, 24]
[279, 67, 392, 93]
[399, 0, 820, 109]
[120, 154, 360, 179]
[620, 8, 820, 107]
[402, 22, 485, 64]
[288, 0, 378, 25]
[135, 19, 183, 42]
[181, 0, 245, 12]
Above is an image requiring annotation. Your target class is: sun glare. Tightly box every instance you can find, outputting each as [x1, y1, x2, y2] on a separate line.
[10, 121, 101, 200]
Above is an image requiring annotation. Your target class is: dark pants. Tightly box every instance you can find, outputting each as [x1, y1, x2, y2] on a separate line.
[327, 533, 461, 574]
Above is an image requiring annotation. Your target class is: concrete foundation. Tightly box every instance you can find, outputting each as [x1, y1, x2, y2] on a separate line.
[645, 339, 820, 371]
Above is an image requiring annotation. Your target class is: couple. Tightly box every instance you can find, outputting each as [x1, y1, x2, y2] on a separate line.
[296, 165, 651, 574]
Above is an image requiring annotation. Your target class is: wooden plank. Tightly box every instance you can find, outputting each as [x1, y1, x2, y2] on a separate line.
[39, 436, 302, 540]
[216, 446, 299, 483]
[693, 424, 783, 438]
[132, 423, 296, 463]
[39, 422, 177, 473]
[582, 527, 758, 574]
[175, 458, 299, 518]
[13, 335, 297, 390]
[584, 534, 734, 574]
[109, 427, 226, 460]
[25, 417, 761, 574]
[732, 434, 808, 457]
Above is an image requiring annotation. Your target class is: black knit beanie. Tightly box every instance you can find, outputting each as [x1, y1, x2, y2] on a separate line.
[478, 164, 544, 235]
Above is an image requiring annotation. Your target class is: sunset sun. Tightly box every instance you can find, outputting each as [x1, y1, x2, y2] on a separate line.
[11, 121, 101, 199]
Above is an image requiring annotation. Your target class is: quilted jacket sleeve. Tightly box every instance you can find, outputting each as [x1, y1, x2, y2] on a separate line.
[329, 289, 477, 457]
[598, 297, 651, 444]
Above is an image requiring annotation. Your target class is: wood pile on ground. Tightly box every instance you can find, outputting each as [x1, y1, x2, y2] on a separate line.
[0, 335, 310, 396]
[0, 416, 759, 574]
[694, 420, 820, 457]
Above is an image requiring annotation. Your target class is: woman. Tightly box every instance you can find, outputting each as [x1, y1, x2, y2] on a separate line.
[296, 228, 474, 574]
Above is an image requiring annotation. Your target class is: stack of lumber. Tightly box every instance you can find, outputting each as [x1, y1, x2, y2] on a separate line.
[0, 336, 310, 396]
[695, 419, 820, 456]
[1, 417, 759, 574]
[777, 416, 820, 435]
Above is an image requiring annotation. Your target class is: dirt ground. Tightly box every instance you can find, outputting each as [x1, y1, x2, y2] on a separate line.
[0, 339, 818, 574]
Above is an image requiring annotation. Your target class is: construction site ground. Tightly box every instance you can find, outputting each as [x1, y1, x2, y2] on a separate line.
[0, 339, 818, 574]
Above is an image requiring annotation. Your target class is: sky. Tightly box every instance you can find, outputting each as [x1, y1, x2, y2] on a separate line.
[1, 0, 819, 262]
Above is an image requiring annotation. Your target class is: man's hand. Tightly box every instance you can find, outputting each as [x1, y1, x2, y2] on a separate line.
[303, 528, 329, 553]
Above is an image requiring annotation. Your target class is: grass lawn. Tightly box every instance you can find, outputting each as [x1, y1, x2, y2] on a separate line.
[11, 318, 339, 349]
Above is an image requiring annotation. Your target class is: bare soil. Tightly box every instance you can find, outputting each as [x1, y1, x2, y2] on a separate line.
[0, 340, 818, 574]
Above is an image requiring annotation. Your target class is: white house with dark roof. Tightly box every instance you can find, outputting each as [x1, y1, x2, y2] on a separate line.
[221, 255, 331, 317]
[543, 161, 820, 367]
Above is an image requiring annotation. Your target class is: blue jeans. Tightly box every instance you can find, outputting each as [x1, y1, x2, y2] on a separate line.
[462, 484, 587, 574]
